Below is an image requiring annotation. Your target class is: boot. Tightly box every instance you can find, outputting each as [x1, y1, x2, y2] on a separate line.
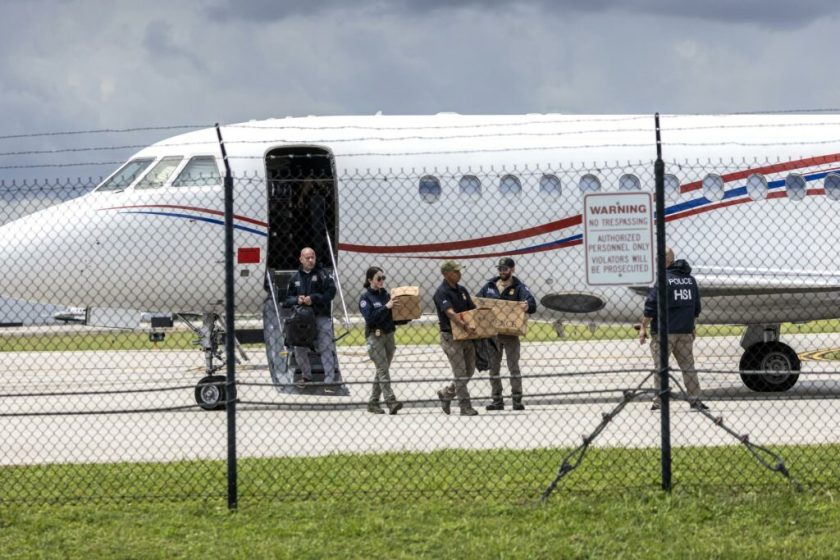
[512, 396, 525, 411]
[437, 389, 452, 415]
[367, 403, 385, 414]
[459, 398, 478, 416]
[485, 398, 504, 411]
[387, 400, 403, 415]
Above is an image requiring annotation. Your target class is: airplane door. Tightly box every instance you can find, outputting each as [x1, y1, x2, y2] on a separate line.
[264, 146, 338, 274]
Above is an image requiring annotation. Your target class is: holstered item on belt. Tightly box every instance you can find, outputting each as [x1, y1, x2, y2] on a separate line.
[365, 326, 385, 338]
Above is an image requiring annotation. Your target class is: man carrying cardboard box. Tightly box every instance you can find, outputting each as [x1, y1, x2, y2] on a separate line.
[433, 260, 480, 416]
[476, 257, 537, 411]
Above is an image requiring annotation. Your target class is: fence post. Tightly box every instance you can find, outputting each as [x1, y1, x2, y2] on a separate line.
[654, 113, 672, 492]
[216, 123, 238, 509]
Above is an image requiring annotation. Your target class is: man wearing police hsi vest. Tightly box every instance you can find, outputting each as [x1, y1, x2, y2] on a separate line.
[639, 248, 708, 411]
[477, 257, 537, 411]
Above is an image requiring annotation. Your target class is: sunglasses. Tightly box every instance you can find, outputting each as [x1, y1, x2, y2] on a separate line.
[375, 275, 386, 281]
[497, 266, 511, 272]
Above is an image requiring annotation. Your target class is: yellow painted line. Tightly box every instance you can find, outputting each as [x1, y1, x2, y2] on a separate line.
[799, 348, 840, 361]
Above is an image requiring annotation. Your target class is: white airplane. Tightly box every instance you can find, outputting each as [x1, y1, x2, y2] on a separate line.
[2, 113, 840, 406]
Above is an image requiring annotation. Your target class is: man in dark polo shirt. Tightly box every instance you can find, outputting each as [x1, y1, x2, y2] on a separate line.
[434, 260, 479, 416]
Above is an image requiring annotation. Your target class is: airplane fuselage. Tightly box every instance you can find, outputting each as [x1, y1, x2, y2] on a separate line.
[3, 114, 840, 328]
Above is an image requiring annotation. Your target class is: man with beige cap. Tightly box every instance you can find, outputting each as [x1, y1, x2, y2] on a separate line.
[433, 260, 479, 416]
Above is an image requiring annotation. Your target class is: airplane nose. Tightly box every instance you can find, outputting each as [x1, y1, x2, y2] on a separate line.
[0, 198, 92, 305]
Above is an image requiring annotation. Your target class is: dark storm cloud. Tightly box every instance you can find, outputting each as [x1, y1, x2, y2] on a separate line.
[207, 0, 840, 29]
[142, 20, 207, 72]
[205, 0, 515, 20]
[630, 0, 840, 28]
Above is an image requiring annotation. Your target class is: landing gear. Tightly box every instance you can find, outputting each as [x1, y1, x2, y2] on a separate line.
[739, 325, 800, 392]
[179, 312, 248, 410]
[195, 375, 226, 410]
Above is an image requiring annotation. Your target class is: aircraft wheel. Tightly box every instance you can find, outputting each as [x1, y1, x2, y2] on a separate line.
[739, 342, 800, 392]
[195, 375, 227, 410]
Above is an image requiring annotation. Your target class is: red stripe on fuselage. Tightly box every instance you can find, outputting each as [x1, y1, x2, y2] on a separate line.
[666, 188, 826, 221]
[405, 238, 584, 260]
[98, 204, 269, 228]
[679, 153, 840, 193]
[339, 214, 582, 254]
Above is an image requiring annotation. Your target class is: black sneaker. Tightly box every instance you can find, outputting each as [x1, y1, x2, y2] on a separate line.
[387, 401, 403, 415]
[460, 407, 479, 417]
[485, 400, 504, 411]
[437, 390, 451, 415]
[650, 401, 661, 411]
[690, 400, 709, 411]
[323, 385, 337, 395]
[512, 402, 525, 411]
[367, 404, 385, 414]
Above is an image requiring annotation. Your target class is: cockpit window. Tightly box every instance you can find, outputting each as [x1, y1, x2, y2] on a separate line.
[96, 158, 155, 192]
[172, 156, 221, 187]
[135, 157, 184, 190]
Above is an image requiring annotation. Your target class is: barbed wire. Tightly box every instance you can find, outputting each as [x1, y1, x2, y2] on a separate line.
[226, 115, 655, 131]
[0, 124, 210, 141]
[11, 123, 840, 160]
[0, 161, 124, 170]
[3, 111, 837, 143]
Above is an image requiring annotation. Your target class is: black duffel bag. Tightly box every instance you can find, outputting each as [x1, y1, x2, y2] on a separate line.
[284, 305, 317, 348]
[474, 337, 499, 372]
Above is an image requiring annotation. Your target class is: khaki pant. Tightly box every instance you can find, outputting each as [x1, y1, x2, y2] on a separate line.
[439, 331, 476, 408]
[367, 331, 397, 405]
[489, 334, 522, 399]
[650, 333, 701, 402]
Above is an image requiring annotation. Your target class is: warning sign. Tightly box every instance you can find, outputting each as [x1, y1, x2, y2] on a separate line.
[583, 192, 654, 286]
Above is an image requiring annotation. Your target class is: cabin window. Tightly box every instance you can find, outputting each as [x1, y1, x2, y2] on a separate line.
[173, 156, 221, 187]
[618, 174, 641, 191]
[459, 175, 481, 196]
[419, 175, 441, 203]
[578, 174, 601, 193]
[785, 173, 806, 201]
[135, 156, 184, 190]
[664, 174, 681, 201]
[499, 174, 522, 196]
[702, 173, 725, 202]
[96, 158, 154, 192]
[825, 173, 840, 201]
[745, 173, 768, 200]
[539, 174, 561, 196]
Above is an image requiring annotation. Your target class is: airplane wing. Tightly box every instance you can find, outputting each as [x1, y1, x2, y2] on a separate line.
[627, 267, 840, 324]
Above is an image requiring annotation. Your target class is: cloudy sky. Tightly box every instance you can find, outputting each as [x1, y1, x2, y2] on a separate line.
[2, 0, 840, 181]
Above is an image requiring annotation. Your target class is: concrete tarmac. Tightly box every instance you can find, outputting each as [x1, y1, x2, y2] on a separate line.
[2, 334, 840, 465]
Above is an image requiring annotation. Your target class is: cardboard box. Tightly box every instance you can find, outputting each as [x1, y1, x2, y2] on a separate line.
[474, 296, 528, 336]
[390, 286, 422, 321]
[452, 308, 497, 340]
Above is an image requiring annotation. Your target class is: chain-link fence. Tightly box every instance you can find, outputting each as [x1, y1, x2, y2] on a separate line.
[2, 145, 840, 505]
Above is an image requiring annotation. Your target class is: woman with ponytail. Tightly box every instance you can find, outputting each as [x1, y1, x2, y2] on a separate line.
[358, 266, 403, 414]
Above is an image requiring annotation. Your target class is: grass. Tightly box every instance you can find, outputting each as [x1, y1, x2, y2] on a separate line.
[2, 490, 839, 559]
[1, 446, 839, 558]
[3, 319, 840, 353]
